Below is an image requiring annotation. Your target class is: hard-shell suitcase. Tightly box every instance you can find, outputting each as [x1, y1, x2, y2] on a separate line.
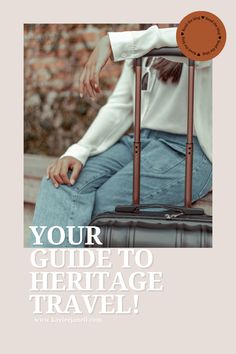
[87, 47, 212, 248]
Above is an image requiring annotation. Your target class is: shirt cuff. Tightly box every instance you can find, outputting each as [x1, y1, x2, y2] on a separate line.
[108, 31, 135, 61]
[108, 26, 178, 62]
[60, 144, 90, 166]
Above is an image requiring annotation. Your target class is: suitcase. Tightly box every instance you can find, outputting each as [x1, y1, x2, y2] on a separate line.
[87, 47, 212, 248]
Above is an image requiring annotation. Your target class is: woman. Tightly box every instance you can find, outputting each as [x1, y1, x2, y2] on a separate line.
[30, 24, 212, 247]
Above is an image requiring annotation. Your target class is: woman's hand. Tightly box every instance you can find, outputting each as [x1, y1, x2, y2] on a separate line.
[47, 156, 83, 188]
[79, 35, 113, 99]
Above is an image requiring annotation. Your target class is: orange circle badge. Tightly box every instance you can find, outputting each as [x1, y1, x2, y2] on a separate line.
[176, 11, 226, 61]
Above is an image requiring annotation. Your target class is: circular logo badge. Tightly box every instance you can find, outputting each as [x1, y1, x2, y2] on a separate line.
[176, 11, 226, 61]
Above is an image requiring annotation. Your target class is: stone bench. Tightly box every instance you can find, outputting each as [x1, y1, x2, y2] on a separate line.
[24, 153, 55, 204]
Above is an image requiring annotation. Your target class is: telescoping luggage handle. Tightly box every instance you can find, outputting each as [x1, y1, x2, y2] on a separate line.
[133, 47, 195, 209]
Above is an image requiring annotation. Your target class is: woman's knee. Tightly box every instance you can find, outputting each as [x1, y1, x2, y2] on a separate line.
[40, 176, 54, 193]
[36, 176, 75, 208]
[38, 176, 61, 199]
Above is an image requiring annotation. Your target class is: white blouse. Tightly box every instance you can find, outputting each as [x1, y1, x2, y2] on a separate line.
[61, 25, 212, 164]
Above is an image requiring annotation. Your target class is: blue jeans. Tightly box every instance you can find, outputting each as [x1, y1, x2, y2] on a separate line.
[29, 129, 212, 247]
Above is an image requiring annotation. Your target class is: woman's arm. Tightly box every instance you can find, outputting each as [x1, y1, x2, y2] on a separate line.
[48, 60, 134, 187]
[79, 25, 178, 98]
[108, 25, 177, 61]
[79, 25, 211, 100]
[79, 35, 113, 99]
[63, 60, 133, 163]
[109, 25, 212, 68]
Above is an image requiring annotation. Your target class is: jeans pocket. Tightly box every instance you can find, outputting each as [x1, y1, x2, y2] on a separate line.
[142, 138, 186, 174]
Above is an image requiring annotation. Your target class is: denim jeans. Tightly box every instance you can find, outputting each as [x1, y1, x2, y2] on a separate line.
[29, 129, 212, 247]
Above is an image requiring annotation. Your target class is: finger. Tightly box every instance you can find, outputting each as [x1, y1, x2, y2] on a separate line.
[49, 166, 59, 188]
[85, 66, 96, 99]
[59, 160, 71, 185]
[46, 163, 54, 179]
[93, 69, 101, 93]
[81, 68, 91, 98]
[79, 68, 86, 98]
[53, 160, 64, 185]
[90, 65, 100, 95]
[70, 163, 82, 185]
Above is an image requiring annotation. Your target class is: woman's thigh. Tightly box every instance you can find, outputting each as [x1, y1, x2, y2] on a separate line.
[93, 136, 212, 215]
[34, 136, 133, 212]
[140, 135, 212, 204]
[76, 135, 133, 192]
[30, 136, 133, 246]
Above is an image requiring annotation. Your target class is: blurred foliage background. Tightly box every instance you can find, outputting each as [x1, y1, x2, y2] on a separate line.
[24, 24, 139, 157]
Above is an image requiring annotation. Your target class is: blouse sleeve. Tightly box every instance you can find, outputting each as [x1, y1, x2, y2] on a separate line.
[108, 25, 177, 61]
[108, 25, 212, 68]
[61, 60, 134, 165]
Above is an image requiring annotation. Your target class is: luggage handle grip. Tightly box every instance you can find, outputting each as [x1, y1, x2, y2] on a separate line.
[115, 203, 204, 215]
[143, 47, 185, 57]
